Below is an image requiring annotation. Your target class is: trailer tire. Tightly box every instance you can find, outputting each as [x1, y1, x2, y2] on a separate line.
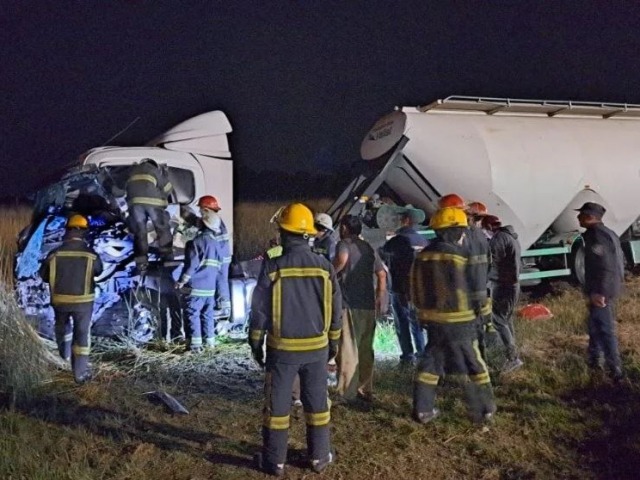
[571, 241, 586, 286]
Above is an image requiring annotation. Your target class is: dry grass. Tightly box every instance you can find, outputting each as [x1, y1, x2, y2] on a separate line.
[0, 204, 31, 289]
[233, 199, 332, 260]
[1, 202, 640, 479]
[0, 287, 53, 405]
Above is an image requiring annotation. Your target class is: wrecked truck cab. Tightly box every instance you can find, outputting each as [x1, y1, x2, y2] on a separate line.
[15, 164, 172, 342]
[15, 110, 257, 344]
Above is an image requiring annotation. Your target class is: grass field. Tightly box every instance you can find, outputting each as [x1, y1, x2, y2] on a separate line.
[1, 203, 640, 479]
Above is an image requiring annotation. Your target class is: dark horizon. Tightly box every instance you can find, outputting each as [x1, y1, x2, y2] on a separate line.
[2, 1, 640, 197]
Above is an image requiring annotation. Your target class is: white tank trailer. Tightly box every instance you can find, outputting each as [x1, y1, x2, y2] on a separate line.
[329, 96, 640, 284]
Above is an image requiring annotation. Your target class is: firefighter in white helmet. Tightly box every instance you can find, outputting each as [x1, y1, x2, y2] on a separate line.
[312, 213, 336, 262]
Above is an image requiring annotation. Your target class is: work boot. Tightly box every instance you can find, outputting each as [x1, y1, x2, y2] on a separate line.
[413, 408, 440, 424]
[253, 451, 284, 477]
[610, 367, 624, 383]
[74, 371, 93, 385]
[398, 355, 416, 369]
[502, 358, 524, 373]
[310, 451, 334, 474]
[136, 262, 148, 276]
[186, 346, 203, 355]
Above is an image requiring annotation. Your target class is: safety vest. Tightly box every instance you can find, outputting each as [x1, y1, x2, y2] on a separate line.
[410, 239, 476, 325]
[125, 162, 173, 207]
[249, 237, 342, 360]
[463, 226, 491, 316]
[179, 229, 222, 297]
[40, 232, 103, 308]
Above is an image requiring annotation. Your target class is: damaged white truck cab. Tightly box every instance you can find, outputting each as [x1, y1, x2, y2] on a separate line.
[15, 110, 256, 343]
[82, 110, 234, 242]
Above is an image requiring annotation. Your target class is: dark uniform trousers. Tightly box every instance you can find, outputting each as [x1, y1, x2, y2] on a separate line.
[263, 355, 331, 467]
[54, 305, 93, 382]
[588, 302, 621, 371]
[185, 295, 216, 348]
[490, 282, 520, 360]
[128, 204, 173, 263]
[414, 323, 494, 419]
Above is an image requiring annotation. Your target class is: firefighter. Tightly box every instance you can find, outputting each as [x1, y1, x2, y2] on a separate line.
[576, 202, 625, 381]
[249, 203, 342, 476]
[197, 195, 232, 319]
[175, 205, 224, 353]
[464, 201, 493, 360]
[312, 213, 336, 261]
[380, 207, 428, 366]
[484, 214, 524, 372]
[410, 207, 496, 424]
[125, 158, 174, 273]
[40, 214, 103, 384]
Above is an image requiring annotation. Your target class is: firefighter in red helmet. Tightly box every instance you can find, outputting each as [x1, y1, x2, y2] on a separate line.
[198, 195, 232, 320]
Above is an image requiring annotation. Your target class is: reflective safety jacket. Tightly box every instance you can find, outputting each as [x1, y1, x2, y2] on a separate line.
[40, 231, 103, 311]
[178, 229, 222, 297]
[249, 235, 342, 363]
[312, 233, 336, 262]
[410, 238, 477, 326]
[463, 226, 491, 316]
[213, 221, 232, 304]
[125, 162, 173, 207]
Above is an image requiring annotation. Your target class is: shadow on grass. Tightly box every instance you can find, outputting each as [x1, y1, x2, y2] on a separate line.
[560, 379, 640, 480]
[1, 392, 259, 472]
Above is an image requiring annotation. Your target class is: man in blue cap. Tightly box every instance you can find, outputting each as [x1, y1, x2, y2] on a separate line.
[576, 201, 625, 381]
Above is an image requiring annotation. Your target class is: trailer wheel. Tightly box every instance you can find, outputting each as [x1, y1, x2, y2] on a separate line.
[571, 241, 586, 286]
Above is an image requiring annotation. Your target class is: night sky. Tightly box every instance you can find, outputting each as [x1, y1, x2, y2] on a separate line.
[2, 1, 640, 197]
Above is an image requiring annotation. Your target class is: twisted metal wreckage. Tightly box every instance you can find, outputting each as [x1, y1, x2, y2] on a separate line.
[14, 110, 258, 345]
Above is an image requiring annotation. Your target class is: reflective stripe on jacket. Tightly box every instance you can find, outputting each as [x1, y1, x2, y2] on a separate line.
[213, 221, 232, 301]
[179, 229, 222, 296]
[249, 235, 342, 362]
[410, 239, 476, 325]
[125, 162, 173, 207]
[463, 226, 491, 316]
[40, 232, 103, 307]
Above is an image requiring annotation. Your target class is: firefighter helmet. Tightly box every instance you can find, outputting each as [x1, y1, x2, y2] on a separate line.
[429, 207, 468, 230]
[140, 158, 159, 167]
[198, 195, 221, 212]
[67, 214, 88, 229]
[314, 213, 334, 231]
[467, 201, 488, 216]
[438, 193, 466, 209]
[276, 203, 317, 235]
[481, 214, 501, 230]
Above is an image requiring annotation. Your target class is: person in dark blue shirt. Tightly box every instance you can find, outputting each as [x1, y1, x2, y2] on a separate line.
[381, 208, 428, 365]
[576, 202, 625, 381]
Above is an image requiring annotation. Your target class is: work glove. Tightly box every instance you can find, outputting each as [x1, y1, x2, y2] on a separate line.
[252, 347, 265, 369]
[174, 281, 185, 291]
[328, 341, 339, 362]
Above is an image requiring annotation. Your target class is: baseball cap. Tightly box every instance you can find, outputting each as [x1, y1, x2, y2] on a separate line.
[575, 202, 606, 217]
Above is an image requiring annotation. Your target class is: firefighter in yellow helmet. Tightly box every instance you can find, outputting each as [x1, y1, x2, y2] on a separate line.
[249, 203, 342, 476]
[40, 214, 103, 384]
[410, 207, 495, 424]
